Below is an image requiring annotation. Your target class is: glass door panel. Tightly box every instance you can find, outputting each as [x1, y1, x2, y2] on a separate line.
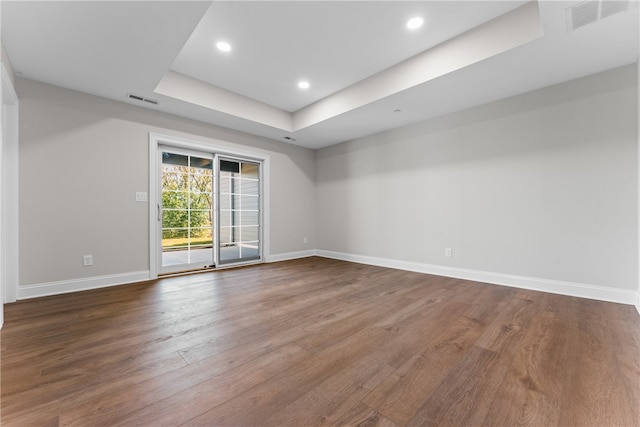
[218, 158, 261, 265]
[160, 150, 214, 274]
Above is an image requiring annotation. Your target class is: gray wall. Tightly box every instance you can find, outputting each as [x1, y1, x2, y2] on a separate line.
[18, 79, 316, 286]
[316, 65, 638, 291]
[15, 64, 640, 299]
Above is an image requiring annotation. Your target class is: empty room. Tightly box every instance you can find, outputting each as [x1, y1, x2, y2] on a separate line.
[1, 1, 639, 426]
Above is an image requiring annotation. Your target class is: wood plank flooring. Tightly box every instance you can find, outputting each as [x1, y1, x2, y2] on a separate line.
[1, 257, 639, 426]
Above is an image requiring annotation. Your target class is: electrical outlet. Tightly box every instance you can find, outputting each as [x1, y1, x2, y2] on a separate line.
[303, 237, 308, 245]
[445, 248, 452, 258]
[83, 255, 93, 266]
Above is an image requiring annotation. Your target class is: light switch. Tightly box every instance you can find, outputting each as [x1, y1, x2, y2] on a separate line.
[136, 192, 148, 202]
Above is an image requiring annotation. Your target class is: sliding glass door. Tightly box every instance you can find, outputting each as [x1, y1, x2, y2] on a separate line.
[158, 146, 261, 274]
[218, 158, 261, 265]
[160, 149, 214, 274]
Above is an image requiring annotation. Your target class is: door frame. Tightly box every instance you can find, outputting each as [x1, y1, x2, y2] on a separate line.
[148, 133, 270, 279]
[2, 64, 19, 312]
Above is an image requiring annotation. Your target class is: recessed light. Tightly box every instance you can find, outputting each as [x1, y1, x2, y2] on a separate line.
[298, 81, 310, 90]
[216, 41, 232, 52]
[406, 16, 424, 30]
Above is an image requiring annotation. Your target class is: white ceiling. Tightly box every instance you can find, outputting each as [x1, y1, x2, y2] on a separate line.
[171, 1, 527, 112]
[2, 1, 639, 150]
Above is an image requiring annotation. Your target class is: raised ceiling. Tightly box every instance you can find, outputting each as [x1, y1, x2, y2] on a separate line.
[2, 1, 639, 149]
[170, 1, 527, 112]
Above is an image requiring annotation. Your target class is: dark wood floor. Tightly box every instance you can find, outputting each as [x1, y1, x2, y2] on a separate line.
[1, 257, 639, 426]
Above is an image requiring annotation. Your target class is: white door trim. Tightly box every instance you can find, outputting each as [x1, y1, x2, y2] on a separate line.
[1, 64, 19, 313]
[148, 133, 270, 279]
[0, 64, 19, 328]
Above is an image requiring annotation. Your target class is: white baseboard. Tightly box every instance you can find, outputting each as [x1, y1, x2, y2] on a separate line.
[316, 250, 638, 307]
[14, 252, 640, 312]
[18, 271, 151, 300]
[267, 249, 317, 263]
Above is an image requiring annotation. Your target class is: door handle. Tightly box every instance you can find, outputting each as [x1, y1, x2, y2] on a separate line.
[157, 204, 161, 221]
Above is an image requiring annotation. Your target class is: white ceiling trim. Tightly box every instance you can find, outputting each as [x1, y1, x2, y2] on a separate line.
[155, 70, 293, 131]
[154, 1, 543, 134]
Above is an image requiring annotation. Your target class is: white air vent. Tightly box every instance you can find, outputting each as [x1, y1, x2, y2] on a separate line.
[128, 93, 159, 105]
[567, 0, 631, 32]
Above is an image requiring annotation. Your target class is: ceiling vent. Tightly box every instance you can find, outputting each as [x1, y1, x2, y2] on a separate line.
[128, 93, 158, 105]
[567, 0, 632, 32]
